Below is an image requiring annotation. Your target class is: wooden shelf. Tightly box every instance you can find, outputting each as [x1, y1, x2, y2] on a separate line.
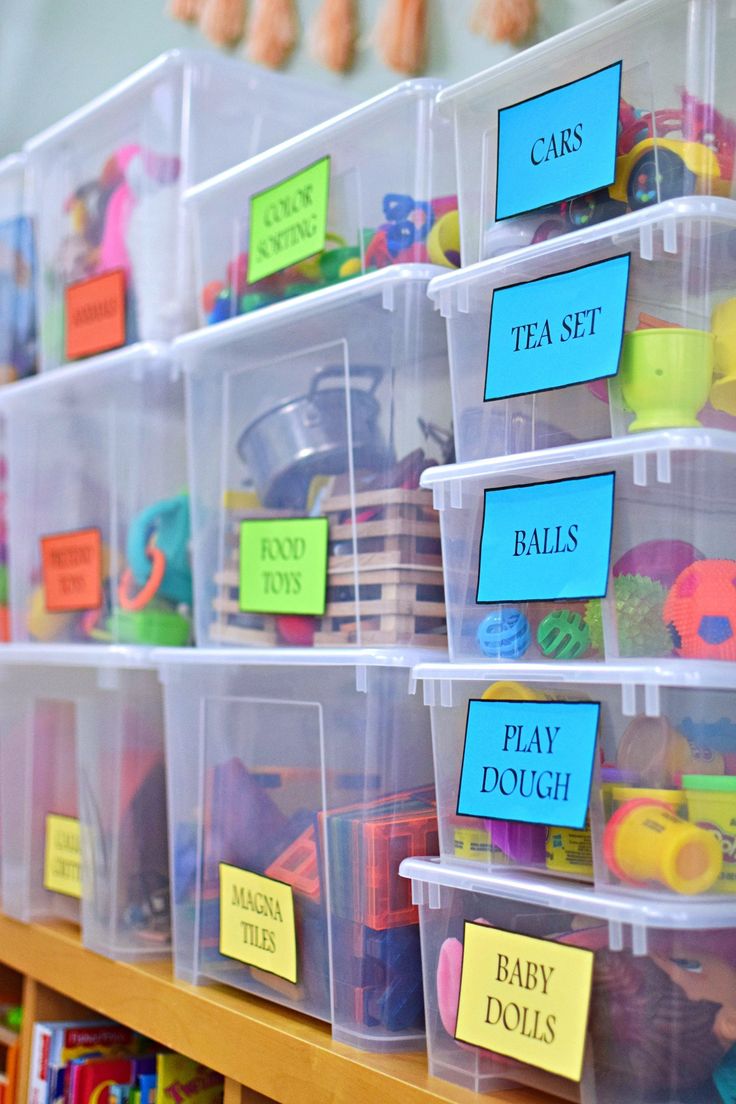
[0, 913, 557, 1104]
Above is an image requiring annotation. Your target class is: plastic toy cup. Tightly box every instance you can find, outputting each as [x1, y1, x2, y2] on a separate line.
[603, 797, 723, 894]
[684, 773, 736, 893]
[711, 297, 736, 414]
[619, 328, 714, 431]
[545, 821, 593, 878]
[481, 680, 545, 702]
[600, 767, 640, 816]
[427, 210, 460, 269]
[610, 784, 684, 813]
[485, 819, 546, 865]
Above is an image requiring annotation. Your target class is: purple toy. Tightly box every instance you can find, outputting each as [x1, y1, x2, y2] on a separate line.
[484, 818, 546, 865]
[613, 540, 703, 590]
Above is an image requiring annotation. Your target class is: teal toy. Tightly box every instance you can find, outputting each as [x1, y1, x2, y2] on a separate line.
[124, 492, 192, 607]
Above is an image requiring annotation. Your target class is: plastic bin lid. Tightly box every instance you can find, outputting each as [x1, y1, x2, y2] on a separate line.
[435, 0, 675, 113]
[427, 196, 736, 304]
[412, 658, 736, 691]
[173, 265, 445, 359]
[153, 644, 443, 671]
[0, 341, 173, 407]
[0, 642, 155, 669]
[0, 153, 25, 182]
[420, 427, 736, 490]
[399, 856, 736, 929]
[184, 78, 447, 206]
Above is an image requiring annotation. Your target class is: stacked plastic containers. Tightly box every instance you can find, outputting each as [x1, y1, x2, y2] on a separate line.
[0, 52, 348, 967]
[399, 2, 736, 1102]
[162, 80, 458, 1052]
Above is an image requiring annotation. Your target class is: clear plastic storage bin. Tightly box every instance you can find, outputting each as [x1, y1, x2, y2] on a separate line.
[437, 0, 736, 265]
[160, 648, 437, 1052]
[1, 343, 191, 646]
[184, 81, 458, 326]
[430, 198, 736, 462]
[0, 645, 169, 965]
[416, 658, 736, 900]
[422, 429, 736, 665]
[401, 857, 736, 1103]
[0, 154, 36, 382]
[25, 50, 348, 371]
[176, 266, 451, 650]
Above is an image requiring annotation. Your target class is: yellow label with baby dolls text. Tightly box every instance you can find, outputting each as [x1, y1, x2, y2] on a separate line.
[43, 814, 82, 898]
[455, 923, 594, 1081]
[219, 863, 297, 984]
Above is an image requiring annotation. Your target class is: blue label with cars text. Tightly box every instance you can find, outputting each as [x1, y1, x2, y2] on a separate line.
[495, 62, 622, 221]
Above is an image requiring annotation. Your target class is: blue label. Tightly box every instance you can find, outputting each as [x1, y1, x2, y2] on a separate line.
[495, 62, 622, 221]
[477, 472, 615, 603]
[485, 255, 631, 401]
[458, 699, 600, 829]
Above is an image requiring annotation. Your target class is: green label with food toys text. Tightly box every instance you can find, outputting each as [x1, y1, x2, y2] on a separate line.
[239, 517, 329, 616]
[247, 157, 331, 284]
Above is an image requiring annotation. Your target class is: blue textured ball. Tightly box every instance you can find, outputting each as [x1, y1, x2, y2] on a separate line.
[476, 608, 531, 659]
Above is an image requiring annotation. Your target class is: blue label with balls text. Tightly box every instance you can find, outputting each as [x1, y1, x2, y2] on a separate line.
[459, 699, 600, 828]
[495, 62, 622, 221]
[485, 255, 631, 401]
[476, 471, 615, 603]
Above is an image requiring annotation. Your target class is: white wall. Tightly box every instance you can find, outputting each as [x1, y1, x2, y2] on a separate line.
[0, 0, 616, 155]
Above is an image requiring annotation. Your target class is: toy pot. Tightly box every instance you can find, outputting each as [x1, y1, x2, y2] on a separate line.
[711, 297, 736, 414]
[619, 328, 714, 431]
[603, 797, 722, 895]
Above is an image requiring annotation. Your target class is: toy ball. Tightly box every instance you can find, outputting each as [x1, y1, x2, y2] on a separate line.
[276, 614, 315, 646]
[536, 610, 591, 659]
[664, 559, 736, 660]
[614, 539, 703, 590]
[476, 608, 530, 659]
[586, 574, 672, 657]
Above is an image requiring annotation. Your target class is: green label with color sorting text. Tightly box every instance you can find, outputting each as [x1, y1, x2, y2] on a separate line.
[239, 517, 329, 616]
[247, 157, 331, 284]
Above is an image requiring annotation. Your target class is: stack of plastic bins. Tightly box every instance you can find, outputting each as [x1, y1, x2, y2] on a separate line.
[437, 0, 736, 265]
[24, 50, 348, 371]
[0, 343, 191, 647]
[401, 856, 736, 1103]
[176, 265, 452, 651]
[0, 153, 36, 383]
[0, 644, 169, 964]
[429, 198, 736, 462]
[415, 659, 736, 895]
[183, 80, 458, 326]
[159, 647, 438, 1052]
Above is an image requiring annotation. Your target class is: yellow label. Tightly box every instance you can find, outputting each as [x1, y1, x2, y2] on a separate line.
[219, 863, 297, 984]
[454, 827, 495, 861]
[43, 814, 82, 898]
[455, 923, 593, 1082]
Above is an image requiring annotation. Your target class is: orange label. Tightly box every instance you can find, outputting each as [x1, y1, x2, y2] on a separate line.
[41, 528, 103, 613]
[65, 269, 126, 360]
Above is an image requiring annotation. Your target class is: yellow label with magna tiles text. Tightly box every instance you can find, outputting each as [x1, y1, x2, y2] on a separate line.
[43, 814, 82, 898]
[219, 863, 297, 984]
[455, 922, 594, 1082]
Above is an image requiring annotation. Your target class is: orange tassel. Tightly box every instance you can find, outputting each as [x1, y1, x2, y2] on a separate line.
[168, 0, 204, 21]
[470, 0, 538, 44]
[308, 0, 357, 73]
[374, 0, 426, 75]
[247, 0, 299, 68]
[199, 0, 247, 45]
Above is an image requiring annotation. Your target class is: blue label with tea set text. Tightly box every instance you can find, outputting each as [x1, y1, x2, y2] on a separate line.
[485, 255, 631, 401]
[476, 471, 615, 603]
[458, 699, 600, 828]
[495, 62, 622, 221]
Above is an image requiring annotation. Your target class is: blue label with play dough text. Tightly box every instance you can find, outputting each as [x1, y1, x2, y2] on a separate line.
[495, 62, 622, 221]
[476, 471, 615, 603]
[458, 699, 600, 828]
[485, 255, 631, 401]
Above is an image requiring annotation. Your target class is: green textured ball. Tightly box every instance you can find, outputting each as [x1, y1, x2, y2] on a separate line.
[585, 573, 672, 657]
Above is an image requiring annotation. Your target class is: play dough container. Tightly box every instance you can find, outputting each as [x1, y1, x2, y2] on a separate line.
[684, 774, 736, 893]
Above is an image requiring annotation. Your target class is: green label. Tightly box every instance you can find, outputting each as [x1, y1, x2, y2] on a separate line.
[239, 517, 329, 616]
[247, 157, 331, 284]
